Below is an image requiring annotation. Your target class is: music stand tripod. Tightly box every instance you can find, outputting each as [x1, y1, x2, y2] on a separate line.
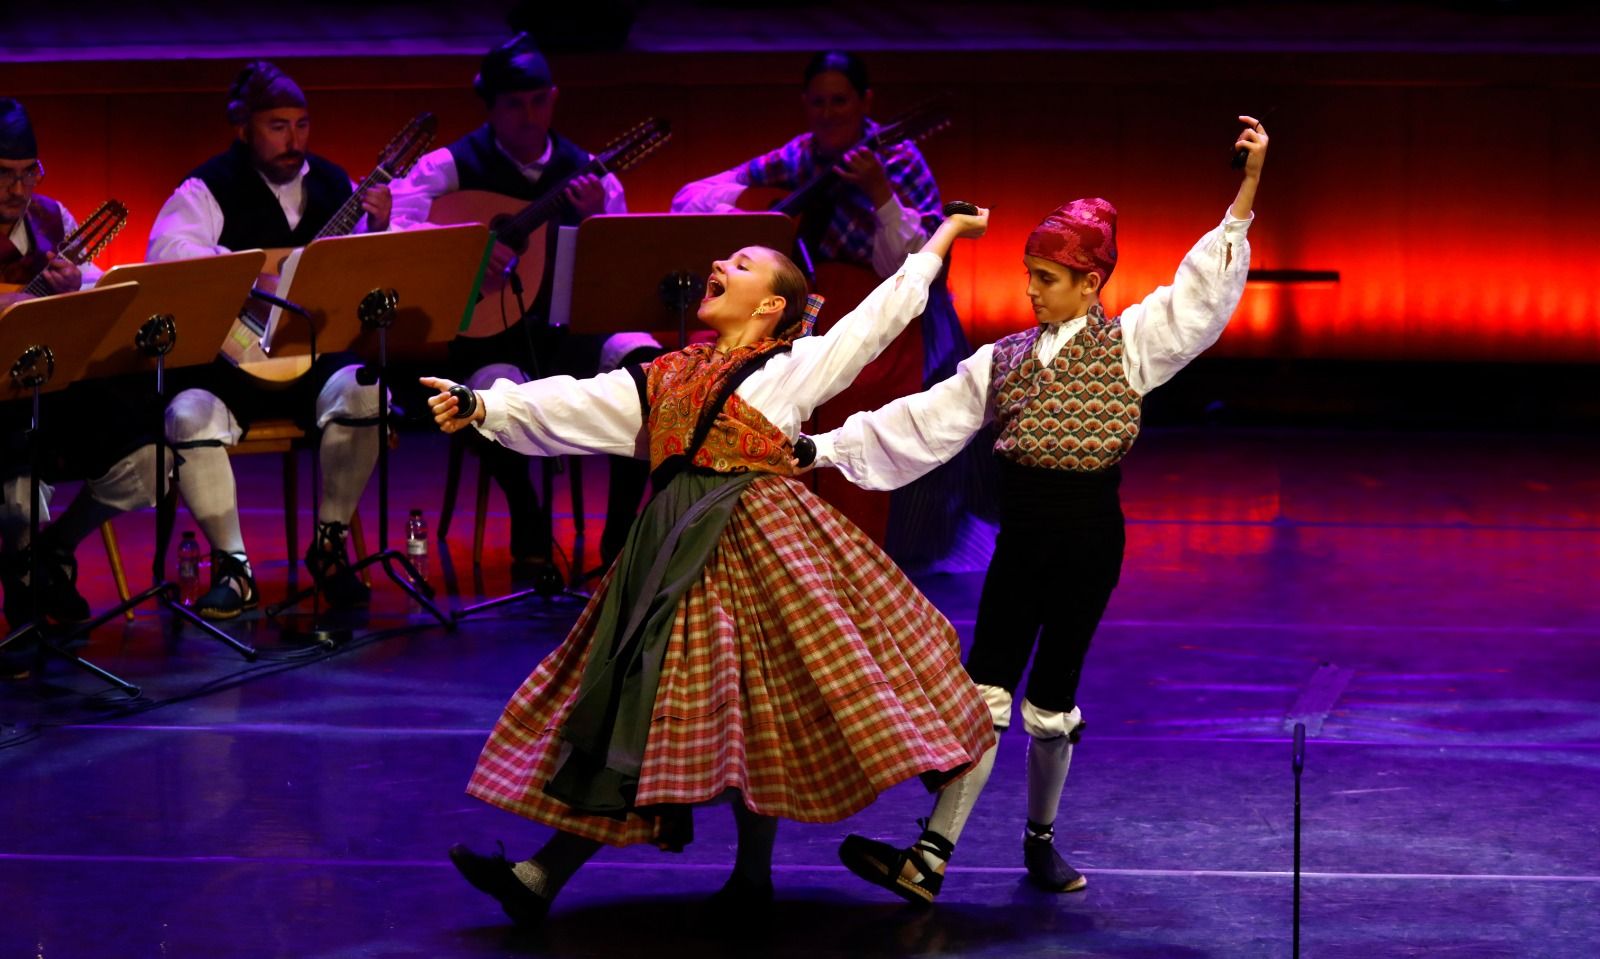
[65, 314, 258, 661]
[0, 283, 142, 694]
[269, 289, 451, 627]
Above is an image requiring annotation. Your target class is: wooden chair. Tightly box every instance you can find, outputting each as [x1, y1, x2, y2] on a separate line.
[101, 521, 135, 622]
[221, 418, 366, 573]
[436, 432, 583, 567]
[103, 418, 371, 608]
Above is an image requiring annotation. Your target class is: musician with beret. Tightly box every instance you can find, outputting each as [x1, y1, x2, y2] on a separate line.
[671, 50, 972, 555]
[390, 34, 625, 573]
[0, 98, 159, 629]
[147, 60, 390, 619]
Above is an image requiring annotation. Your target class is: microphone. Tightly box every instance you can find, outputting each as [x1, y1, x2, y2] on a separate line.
[505, 255, 523, 297]
[942, 200, 979, 217]
[1292, 722, 1306, 775]
[248, 286, 309, 318]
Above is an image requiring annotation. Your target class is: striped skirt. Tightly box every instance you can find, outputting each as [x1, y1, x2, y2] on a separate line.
[466, 473, 994, 847]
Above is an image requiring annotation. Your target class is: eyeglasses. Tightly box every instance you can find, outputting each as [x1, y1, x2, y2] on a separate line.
[0, 162, 44, 190]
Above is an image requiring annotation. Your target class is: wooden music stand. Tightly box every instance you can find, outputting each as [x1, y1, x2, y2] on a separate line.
[566, 213, 795, 347]
[89, 250, 267, 378]
[60, 254, 270, 661]
[263, 225, 491, 362]
[261, 228, 490, 628]
[0, 283, 143, 694]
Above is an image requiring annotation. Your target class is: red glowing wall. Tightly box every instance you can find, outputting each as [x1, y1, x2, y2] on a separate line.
[5, 51, 1596, 362]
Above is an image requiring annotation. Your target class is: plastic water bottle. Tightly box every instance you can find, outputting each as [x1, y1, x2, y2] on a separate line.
[406, 509, 428, 582]
[177, 531, 201, 606]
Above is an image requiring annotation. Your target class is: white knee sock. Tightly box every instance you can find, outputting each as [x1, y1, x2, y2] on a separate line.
[312, 365, 382, 526]
[1026, 734, 1075, 829]
[924, 738, 1000, 858]
[176, 445, 247, 559]
[316, 423, 377, 525]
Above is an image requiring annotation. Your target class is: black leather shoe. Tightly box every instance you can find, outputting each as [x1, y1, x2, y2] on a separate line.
[1023, 831, 1087, 892]
[694, 872, 775, 936]
[448, 842, 551, 928]
[38, 543, 91, 624]
[196, 551, 258, 621]
[305, 523, 370, 609]
[706, 872, 774, 911]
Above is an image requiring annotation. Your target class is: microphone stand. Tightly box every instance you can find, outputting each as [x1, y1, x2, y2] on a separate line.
[1292, 721, 1306, 959]
[267, 289, 452, 628]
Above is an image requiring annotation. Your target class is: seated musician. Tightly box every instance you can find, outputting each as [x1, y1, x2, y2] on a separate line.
[0, 98, 160, 629]
[390, 34, 625, 573]
[147, 61, 390, 619]
[671, 50, 970, 552]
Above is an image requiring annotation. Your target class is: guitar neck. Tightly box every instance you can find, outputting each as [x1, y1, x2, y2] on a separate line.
[315, 168, 391, 241]
[776, 128, 896, 217]
[497, 157, 605, 245]
[20, 268, 54, 298]
[19, 241, 88, 298]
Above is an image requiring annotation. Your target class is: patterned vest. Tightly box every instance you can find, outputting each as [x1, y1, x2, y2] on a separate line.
[0, 195, 66, 284]
[644, 341, 798, 478]
[990, 305, 1142, 471]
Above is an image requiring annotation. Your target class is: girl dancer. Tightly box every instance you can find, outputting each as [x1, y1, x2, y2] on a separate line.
[422, 206, 992, 925]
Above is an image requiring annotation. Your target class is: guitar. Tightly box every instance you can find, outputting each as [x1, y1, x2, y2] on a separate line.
[0, 199, 128, 298]
[426, 117, 672, 338]
[742, 97, 951, 221]
[228, 112, 438, 382]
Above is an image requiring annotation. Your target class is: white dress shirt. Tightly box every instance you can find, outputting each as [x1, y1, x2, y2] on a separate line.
[813, 211, 1255, 491]
[473, 250, 946, 459]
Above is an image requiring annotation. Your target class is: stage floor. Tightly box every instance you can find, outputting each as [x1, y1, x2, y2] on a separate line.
[3, 427, 1597, 958]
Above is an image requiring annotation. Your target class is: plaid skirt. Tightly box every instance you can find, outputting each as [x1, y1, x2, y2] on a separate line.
[466, 474, 995, 847]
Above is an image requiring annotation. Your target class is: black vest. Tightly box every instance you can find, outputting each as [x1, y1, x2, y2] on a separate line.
[447, 125, 591, 212]
[447, 126, 593, 323]
[188, 140, 352, 251]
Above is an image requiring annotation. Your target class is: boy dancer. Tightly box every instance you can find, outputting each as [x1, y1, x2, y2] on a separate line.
[813, 116, 1268, 900]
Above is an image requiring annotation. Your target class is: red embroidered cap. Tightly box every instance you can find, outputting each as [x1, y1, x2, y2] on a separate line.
[1025, 197, 1119, 285]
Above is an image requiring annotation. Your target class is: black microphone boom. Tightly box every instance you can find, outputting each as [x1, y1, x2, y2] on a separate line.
[247, 286, 309, 318]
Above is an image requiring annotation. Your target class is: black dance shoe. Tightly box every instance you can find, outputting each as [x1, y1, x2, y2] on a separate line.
[40, 544, 91, 624]
[196, 551, 258, 620]
[1023, 830, 1087, 892]
[448, 842, 551, 928]
[5, 541, 93, 625]
[838, 827, 954, 905]
[305, 522, 370, 609]
[1, 551, 34, 629]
